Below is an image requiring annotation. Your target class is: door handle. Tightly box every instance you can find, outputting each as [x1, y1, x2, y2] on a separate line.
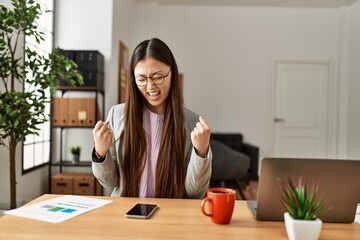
[274, 118, 285, 123]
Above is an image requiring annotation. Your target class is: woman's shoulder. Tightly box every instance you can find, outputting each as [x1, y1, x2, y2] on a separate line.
[110, 103, 126, 113]
[183, 107, 200, 127]
[108, 103, 126, 120]
[107, 103, 125, 135]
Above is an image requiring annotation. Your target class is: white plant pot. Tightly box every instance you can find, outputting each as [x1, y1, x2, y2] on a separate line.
[284, 212, 323, 240]
[72, 154, 80, 163]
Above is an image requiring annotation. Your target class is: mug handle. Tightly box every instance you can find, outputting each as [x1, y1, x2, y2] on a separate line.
[201, 197, 213, 217]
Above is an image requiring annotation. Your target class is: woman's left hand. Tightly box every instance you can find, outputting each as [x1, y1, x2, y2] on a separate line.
[191, 116, 211, 158]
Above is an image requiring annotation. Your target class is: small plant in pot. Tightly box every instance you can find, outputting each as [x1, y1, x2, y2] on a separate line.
[70, 146, 81, 163]
[279, 176, 331, 240]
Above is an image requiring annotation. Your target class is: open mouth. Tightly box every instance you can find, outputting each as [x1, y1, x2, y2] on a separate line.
[147, 91, 160, 97]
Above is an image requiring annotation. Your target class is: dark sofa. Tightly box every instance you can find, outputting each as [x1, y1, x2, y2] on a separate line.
[210, 133, 259, 199]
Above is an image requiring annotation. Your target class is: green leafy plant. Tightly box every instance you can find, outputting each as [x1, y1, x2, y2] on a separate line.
[279, 176, 330, 220]
[0, 0, 83, 209]
[70, 146, 81, 155]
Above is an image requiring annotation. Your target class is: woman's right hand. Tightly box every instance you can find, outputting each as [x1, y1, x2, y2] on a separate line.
[92, 120, 113, 157]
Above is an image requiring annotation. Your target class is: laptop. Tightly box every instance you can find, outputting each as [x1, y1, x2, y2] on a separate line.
[247, 158, 360, 223]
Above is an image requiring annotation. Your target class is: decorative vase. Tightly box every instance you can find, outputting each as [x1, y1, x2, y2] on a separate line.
[72, 154, 80, 163]
[284, 212, 322, 240]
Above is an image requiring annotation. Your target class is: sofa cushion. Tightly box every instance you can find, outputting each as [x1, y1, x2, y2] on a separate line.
[210, 139, 250, 181]
[211, 133, 243, 152]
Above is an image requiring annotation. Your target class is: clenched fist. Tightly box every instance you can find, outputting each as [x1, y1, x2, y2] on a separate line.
[92, 120, 113, 157]
[191, 116, 211, 158]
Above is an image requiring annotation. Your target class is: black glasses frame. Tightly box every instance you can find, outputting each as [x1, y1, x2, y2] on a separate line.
[135, 68, 171, 87]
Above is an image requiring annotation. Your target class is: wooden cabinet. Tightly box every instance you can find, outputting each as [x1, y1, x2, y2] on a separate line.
[51, 173, 101, 196]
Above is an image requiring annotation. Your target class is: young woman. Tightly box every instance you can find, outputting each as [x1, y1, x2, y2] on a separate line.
[91, 38, 212, 198]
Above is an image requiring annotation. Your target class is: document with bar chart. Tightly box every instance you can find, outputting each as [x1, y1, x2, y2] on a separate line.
[5, 195, 112, 223]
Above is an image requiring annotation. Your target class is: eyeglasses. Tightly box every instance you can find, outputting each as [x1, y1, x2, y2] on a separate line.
[135, 68, 171, 87]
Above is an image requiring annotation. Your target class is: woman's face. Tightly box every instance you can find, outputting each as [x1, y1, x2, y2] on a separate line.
[134, 57, 172, 115]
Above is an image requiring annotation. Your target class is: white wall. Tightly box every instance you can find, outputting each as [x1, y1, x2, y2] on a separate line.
[347, 0, 360, 158]
[132, 4, 344, 159]
[111, 0, 136, 106]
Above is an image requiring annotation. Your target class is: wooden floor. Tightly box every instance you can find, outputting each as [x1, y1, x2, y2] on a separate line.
[237, 180, 258, 200]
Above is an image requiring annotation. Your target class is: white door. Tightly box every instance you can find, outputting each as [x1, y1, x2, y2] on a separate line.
[273, 61, 330, 158]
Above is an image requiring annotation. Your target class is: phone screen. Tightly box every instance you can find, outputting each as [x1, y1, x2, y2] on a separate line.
[125, 203, 158, 219]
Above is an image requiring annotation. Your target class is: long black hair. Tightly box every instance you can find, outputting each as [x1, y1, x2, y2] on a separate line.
[121, 38, 185, 198]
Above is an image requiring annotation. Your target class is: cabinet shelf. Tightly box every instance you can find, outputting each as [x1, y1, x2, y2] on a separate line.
[57, 86, 104, 93]
[50, 88, 105, 196]
[51, 161, 92, 167]
[49, 88, 105, 195]
[50, 49, 105, 196]
[52, 126, 95, 129]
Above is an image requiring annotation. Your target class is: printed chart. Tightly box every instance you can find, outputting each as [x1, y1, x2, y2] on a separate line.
[5, 195, 112, 223]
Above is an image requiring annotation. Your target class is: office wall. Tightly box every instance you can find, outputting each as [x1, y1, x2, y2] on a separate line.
[347, 1, 360, 159]
[131, 4, 345, 159]
[111, 0, 136, 107]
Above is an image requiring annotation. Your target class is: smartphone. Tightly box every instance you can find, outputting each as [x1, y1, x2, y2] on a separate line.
[125, 203, 158, 219]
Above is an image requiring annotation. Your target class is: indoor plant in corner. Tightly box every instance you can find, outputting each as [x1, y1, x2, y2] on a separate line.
[70, 146, 81, 163]
[0, 0, 83, 209]
[279, 176, 330, 240]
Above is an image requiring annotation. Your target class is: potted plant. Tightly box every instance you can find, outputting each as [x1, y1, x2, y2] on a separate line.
[0, 0, 83, 209]
[279, 176, 330, 240]
[70, 146, 81, 163]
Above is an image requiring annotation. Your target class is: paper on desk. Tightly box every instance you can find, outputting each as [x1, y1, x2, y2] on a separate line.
[355, 206, 360, 224]
[4, 195, 112, 223]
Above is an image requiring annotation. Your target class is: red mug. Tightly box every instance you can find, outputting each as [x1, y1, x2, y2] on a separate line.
[201, 188, 236, 224]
